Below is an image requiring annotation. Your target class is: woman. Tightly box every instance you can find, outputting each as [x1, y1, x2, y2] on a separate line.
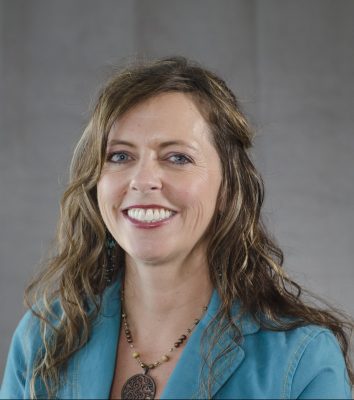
[1, 56, 353, 399]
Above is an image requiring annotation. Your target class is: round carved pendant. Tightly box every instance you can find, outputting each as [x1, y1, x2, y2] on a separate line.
[121, 373, 156, 399]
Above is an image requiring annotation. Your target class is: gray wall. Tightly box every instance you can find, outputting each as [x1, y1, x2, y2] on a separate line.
[1, 0, 353, 377]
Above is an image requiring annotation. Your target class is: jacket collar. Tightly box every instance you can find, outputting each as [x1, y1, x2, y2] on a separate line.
[161, 289, 260, 399]
[74, 279, 260, 399]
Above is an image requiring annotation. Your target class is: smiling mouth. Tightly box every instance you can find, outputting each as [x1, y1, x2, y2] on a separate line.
[123, 208, 177, 224]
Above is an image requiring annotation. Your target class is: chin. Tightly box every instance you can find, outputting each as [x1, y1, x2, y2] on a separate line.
[127, 248, 177, 266]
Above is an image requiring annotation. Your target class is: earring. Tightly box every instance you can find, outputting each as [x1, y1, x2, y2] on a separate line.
[104, 232, 117, 285]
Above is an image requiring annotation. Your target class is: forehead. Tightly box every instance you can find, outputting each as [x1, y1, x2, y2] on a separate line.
[108, 92, 213, 147]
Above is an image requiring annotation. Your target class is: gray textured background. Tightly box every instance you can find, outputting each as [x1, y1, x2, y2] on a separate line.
[1, 0, 353, 378]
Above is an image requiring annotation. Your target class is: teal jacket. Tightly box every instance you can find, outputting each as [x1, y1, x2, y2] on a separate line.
[1, 279, 351, 399]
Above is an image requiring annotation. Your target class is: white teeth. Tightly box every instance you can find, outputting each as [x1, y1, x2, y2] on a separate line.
[153, 209, 160, 220]
[145, 209, 154, 221]
[127, 208, 174, 223]
[138, 209, 144, 220]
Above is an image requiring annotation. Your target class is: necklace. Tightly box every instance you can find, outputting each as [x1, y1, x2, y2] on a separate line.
[120, 289, 208, 400]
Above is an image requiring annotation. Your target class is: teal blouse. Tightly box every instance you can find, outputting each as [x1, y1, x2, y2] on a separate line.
[1, 279, 351, 399]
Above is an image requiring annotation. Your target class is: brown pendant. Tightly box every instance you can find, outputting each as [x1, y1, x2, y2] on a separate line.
[121, 372, 156, 399]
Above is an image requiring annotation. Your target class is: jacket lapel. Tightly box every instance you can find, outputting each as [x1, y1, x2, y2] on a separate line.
[74, 279, 122, 399]
[161, 290, 260, 399]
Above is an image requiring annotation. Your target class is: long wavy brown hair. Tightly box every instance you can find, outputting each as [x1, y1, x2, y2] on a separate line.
[25, 56, 353, 398]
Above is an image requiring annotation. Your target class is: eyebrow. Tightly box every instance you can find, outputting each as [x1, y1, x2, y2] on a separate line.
[107, 139, 198, 152]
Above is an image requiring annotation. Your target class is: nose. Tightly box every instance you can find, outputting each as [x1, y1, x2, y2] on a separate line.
[129, 159, 162, 193]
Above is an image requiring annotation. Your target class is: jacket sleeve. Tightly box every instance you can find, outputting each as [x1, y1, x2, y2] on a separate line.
[290, 329, 352, 399]
[0, 311, 40, 399]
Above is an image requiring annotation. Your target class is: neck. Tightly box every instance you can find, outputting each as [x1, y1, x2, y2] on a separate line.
[121, 252, 213, 342]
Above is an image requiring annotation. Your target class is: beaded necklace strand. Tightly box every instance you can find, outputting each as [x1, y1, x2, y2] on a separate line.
[120, 289, 208, 399]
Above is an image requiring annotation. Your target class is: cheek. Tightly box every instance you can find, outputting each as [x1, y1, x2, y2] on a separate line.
[171, 177, 217, 228]
[97, 174, 125, 214]
[169, 167, 220, 208]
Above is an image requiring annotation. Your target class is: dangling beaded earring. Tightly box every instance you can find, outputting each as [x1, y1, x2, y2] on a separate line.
[104, 232, 117, 285]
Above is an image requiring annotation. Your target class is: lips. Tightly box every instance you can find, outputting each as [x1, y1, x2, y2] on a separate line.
[123, 204, 177, 226]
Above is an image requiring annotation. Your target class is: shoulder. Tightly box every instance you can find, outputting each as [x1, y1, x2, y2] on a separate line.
[245, 324, 352, 398]
[0, 296, 68, 398]
[0, 310, 42, 398]
[286, 325, 351, 398]
[0, 284, 120, 399]
[7, 309, 42, 361]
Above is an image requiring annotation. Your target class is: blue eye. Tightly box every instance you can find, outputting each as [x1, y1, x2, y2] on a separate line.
[168, 154, 192, 165]
[107, 152, 131, 163]
[106, 152, 192, 165]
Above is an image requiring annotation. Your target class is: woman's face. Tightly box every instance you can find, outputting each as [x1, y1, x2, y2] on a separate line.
[97, 92, 222, 265]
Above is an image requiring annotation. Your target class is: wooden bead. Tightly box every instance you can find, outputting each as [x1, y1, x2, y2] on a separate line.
[148, 364, 155, 369]
[132, 351, 140, 358]
[180, 335, 187, 340]
[161, 355, 169, 362]
[174, 342, 180, 348]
